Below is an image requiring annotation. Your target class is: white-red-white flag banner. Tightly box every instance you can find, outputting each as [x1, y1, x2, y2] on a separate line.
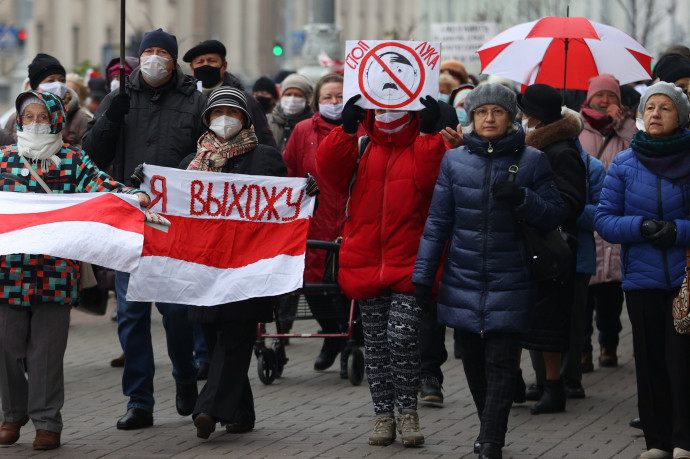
[0, 192, 145, 272]
[126, 164, 315, 306]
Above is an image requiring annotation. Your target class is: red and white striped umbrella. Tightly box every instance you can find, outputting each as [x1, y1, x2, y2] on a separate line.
[477, 17, 653, 91]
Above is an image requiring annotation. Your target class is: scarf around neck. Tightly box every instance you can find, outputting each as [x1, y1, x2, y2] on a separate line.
[17, 131, 64, 171]
[187, 128, 259, 172]
[631, 129, 690, 186]
[581, 107, 615, 136]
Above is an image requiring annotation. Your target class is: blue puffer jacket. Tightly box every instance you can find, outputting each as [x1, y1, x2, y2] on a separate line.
[594, 146, 690, 291]
[412, 126, 566, 334]
[575, 140, 605, 275]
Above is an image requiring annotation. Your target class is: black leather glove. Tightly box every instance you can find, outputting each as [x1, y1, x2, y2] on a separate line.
[130, 164, 145, 187]
[105, 92, 130, 122]
[305, 173, 320, 197]
[419, 95, 441, 134]
[642, 219, 677, 250]
[413, 284, 433, 311]
[342, 94, 365, 134]
[493, 181, 525, 206]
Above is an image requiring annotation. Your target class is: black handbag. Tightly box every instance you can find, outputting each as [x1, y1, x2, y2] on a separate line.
[507, 150, 573, 282]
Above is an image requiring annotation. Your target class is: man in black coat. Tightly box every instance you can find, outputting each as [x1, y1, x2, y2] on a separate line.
[182, 39, 276, 148]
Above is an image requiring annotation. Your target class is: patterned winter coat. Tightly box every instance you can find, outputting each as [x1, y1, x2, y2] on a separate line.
[0, 90, 141, 306]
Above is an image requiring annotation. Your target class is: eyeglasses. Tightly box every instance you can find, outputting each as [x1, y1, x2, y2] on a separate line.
[475, 108, 508, 119]
[21, 113, 50, 124]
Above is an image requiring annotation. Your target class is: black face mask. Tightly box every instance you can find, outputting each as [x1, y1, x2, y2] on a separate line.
[193, 65, 222, 88]
[255, 96, 274, 112]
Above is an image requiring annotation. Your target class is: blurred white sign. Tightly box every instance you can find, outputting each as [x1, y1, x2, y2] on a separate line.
[431, 22, 497, 73]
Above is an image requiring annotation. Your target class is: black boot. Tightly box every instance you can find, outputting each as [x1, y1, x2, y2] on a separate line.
[339, 348, 349, 379]
[314, 338, 340, 371]
[525, 382, 543, 401]
[530, 379, 565, 415]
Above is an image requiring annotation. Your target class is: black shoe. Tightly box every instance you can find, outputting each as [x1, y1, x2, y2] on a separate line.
[525, 382, 543, 401]
[580, 352, 594, 373]
[116, 407, 153, 430]
[176, 382, 198, 416]
[417, 376, 444, 404]
[225, 420, 255, 433]
[565, 383, 586, 399]
[196, 362, 209, 381]
[194, 413, 216, 439]
[514, 369, 526, 403]
[479, 442, 503, 458]
[314, 341, 339, 371]
[530, 379, 566, 415]
[474, 439, 481, 454]
[629, 417, 642, 429]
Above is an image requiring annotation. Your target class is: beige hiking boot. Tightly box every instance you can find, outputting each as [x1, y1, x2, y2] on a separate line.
[368, 414, 396, 446]
[396, 409, 424, 447]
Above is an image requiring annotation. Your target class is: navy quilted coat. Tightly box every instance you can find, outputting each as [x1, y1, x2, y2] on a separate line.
[412, 127, 566, 334]
[594, 146, 690, 291]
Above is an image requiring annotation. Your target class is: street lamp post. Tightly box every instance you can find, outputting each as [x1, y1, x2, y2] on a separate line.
[297, 0, 340, 83]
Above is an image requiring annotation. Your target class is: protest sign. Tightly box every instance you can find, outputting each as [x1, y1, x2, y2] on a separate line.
[344, 40, 441, 110]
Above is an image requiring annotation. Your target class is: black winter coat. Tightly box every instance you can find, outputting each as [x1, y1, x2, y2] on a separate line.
[181, 142, 288, 324]
[82, 65, 207, 182]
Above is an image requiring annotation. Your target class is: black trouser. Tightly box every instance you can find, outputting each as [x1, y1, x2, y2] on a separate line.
[584, 281, 624, 353]
[455, 331, 519, 447]
[626, 289, 690, 452]
[306, 294, 348, 353]
[418, 303, 447, 384]
[194, 320, 257, 425]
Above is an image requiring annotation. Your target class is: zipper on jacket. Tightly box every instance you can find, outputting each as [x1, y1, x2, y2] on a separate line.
[379, 146, 393, 286]
[657, 177, 672, 289]
[479, 152, 494, 337]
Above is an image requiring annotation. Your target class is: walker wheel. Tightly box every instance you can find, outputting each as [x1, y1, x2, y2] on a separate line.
[257, 348, 277, 384]
[347, 348, 365, 386]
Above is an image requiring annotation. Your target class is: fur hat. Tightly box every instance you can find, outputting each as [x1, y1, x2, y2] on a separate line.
[440, 60, 469, 85]
[638, 81, 690, 128]
[28, 53, 66, 90]
[464, 83, 518, 121]
[517, 84, 562, 124]
[586, 74, 620, 106]
[201, 87, 252, 128]
[280, 73, 313, 101]
[139, 28, 178, 60]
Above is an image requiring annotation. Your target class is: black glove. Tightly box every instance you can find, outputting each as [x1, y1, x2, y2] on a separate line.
[419, 95, 441, 134]
[305, 173, 320, 197]
[342, 94, 365, 134]
[105, 92, 130, 122]
[493, 181, 525, 206]
[642, 219, 677, 250]
[130, 164, 145, 187]
[413, 284, 433, 311]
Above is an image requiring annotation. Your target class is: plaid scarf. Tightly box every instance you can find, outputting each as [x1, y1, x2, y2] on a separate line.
[187, 128, 259, 172]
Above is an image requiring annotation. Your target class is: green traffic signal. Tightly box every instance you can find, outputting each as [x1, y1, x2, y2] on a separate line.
[272, 44, 283, 57]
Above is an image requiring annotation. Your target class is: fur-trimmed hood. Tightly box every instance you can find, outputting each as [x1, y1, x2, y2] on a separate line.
[525, 111, 582, 151]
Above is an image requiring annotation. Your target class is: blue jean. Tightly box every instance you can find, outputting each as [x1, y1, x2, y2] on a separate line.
[193, 323, 209, 364]
[115, 271, 197, 412]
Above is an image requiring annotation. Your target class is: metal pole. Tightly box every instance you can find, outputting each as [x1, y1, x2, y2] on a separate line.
[117, 0, 126, 183]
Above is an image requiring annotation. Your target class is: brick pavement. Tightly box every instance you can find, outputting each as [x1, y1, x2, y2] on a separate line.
[0, 296, 647, 458]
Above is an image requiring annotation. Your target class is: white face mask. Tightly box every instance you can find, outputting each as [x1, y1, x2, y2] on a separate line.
[140, 55, 171, 85]
[22, 122, 52, 135]
[38, 81, 67, 99]
[375, 111, 407, 124]
[280, 96, 306, 116]
[521, 117, 537, 134]
[319, 103, 343, 120]
[209, 115, 243, 140]
[110, 79, 121, 93]
[636, 117, 646, 132]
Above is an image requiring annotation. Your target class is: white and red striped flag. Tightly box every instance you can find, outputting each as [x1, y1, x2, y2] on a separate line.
[0, 192, 145, 272]
[126, 164, 315, 306]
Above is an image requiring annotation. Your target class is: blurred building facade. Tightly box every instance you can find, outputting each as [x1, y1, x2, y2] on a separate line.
[0, 0, 686, 104]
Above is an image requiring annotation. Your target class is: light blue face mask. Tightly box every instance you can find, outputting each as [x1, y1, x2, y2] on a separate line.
[438, 93, 450, 103]
[456, 108, 469, 126]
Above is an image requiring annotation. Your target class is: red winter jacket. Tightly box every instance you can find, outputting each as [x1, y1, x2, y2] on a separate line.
[315, 112, 446, 300]
[283, 113, 364, 283]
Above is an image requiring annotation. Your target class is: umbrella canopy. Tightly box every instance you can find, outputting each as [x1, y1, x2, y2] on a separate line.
[478, 17, 653, 91]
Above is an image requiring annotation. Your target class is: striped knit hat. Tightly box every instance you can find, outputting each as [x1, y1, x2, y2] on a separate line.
[201, 87, 252, 128]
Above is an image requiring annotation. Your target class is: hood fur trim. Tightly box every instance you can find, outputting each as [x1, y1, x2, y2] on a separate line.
[525, 112, 581, 150]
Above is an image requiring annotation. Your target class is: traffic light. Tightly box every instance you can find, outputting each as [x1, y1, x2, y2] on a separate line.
[17, 29, 26, 47]
[272, 42, 283, 57]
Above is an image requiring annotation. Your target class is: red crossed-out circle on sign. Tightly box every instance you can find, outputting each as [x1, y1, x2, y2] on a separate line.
[358, 42, 426, 109]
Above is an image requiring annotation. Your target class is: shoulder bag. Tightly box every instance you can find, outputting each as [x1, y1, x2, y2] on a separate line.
[672, 248, 690, 335]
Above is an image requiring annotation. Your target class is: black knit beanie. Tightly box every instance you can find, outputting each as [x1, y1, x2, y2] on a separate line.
[252, 76, 278, 99]
[28, 53, 66, 89]
[139, 28, 178, 61]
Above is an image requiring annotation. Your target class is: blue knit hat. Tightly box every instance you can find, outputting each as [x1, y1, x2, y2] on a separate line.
[139, 28, 178, 60]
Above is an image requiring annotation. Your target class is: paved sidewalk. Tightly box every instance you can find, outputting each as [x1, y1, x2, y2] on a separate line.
[1, 297, 646, 458]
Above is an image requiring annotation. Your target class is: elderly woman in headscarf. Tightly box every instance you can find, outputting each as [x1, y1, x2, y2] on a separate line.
[595, 82, 690, 459]
[180, 87, 317, 440]
[0, 90, 149, 451]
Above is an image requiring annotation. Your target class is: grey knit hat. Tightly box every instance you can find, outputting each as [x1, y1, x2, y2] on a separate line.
[280, 73, 313, 101]
[464, 83, 517, 121]
[638, 81, 690, 128]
